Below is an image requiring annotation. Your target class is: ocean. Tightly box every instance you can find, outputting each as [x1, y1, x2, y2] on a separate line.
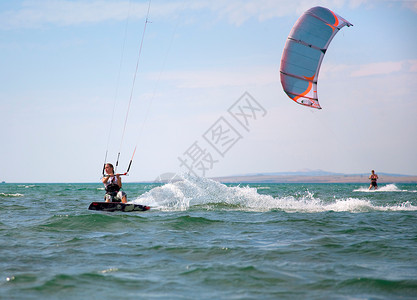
[1, 176, 417, 299]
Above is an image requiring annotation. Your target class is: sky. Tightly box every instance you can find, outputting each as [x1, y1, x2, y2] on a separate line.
[1, 0, 417, 182]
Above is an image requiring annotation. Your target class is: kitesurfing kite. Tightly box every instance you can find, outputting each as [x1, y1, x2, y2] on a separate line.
[280, 6, 352, 109]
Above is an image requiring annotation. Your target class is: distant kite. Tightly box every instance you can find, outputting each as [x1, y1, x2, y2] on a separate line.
[280, 6, 353, 109]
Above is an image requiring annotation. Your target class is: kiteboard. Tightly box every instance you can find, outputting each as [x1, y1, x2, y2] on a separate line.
[88, 202, 150, 212]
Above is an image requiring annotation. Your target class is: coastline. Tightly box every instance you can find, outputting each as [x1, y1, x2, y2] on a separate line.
[213, 174, 417, 184]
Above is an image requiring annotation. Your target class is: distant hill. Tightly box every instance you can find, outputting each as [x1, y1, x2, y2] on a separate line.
[213, 170, 417, 184]
[240, 169, 341, 177]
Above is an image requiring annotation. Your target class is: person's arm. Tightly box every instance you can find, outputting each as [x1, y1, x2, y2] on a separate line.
[116, 174, 122, 188]
[102, 175, 110, 184]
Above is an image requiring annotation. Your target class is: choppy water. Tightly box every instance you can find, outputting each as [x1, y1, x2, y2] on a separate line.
[1, 176, 417, 299]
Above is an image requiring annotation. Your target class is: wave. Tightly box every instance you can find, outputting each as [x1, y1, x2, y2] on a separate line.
[132, 175, 417, 213]
[354, 184, 416, 193]
[0, 192, 24, 197]
[35, 213, 144, 232]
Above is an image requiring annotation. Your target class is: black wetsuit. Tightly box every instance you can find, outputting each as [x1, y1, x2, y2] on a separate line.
[370, 175, 378, 187]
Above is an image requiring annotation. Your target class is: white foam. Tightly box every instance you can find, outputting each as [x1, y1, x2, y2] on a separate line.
[354, 184, 413, 192]
[131, 175, 417, 212]
[0, 193, 24, 197]
[17, 185, 36, 188]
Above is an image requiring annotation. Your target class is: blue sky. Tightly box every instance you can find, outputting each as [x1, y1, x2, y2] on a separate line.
[1, 0, 416, 182]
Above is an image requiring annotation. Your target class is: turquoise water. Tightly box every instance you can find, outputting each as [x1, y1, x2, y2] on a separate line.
[1, 176, 417, 299]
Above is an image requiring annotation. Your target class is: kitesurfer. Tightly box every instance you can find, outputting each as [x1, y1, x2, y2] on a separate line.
[102, 163, 127, 203]
[368, 170, 378, 190]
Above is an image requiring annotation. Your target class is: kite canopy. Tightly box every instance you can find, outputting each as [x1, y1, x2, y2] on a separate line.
[280, 6, 352, 109]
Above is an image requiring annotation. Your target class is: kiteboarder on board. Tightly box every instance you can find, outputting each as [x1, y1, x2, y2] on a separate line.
[368, 170, 378, 190]
[102, 163, 127, 203]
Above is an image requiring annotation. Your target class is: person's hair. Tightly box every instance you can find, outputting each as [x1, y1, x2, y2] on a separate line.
[106, 163, 115, 173]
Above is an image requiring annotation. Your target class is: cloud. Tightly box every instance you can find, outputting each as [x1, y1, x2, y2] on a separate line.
[400, 0, 417, 13]
[320, 60, 417, 79]
[0, 0, 158, 29]
[350, 60, 417, 77]
[4, 0, 411, 30]
[182, 0, 354, 26]
[206, 0, 298, 26]
[147, 66, 277, 89]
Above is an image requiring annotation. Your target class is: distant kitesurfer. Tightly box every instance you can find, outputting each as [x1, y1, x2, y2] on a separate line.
[368, 170, 378, 190]
[102, 163, 127, 203]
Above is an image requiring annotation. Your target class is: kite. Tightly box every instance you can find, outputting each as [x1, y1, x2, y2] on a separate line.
[280, 6, 353, 109]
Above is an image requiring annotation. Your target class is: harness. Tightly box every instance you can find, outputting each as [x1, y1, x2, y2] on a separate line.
[105, 183, 120, 193]
[104, 177, 121, 202]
